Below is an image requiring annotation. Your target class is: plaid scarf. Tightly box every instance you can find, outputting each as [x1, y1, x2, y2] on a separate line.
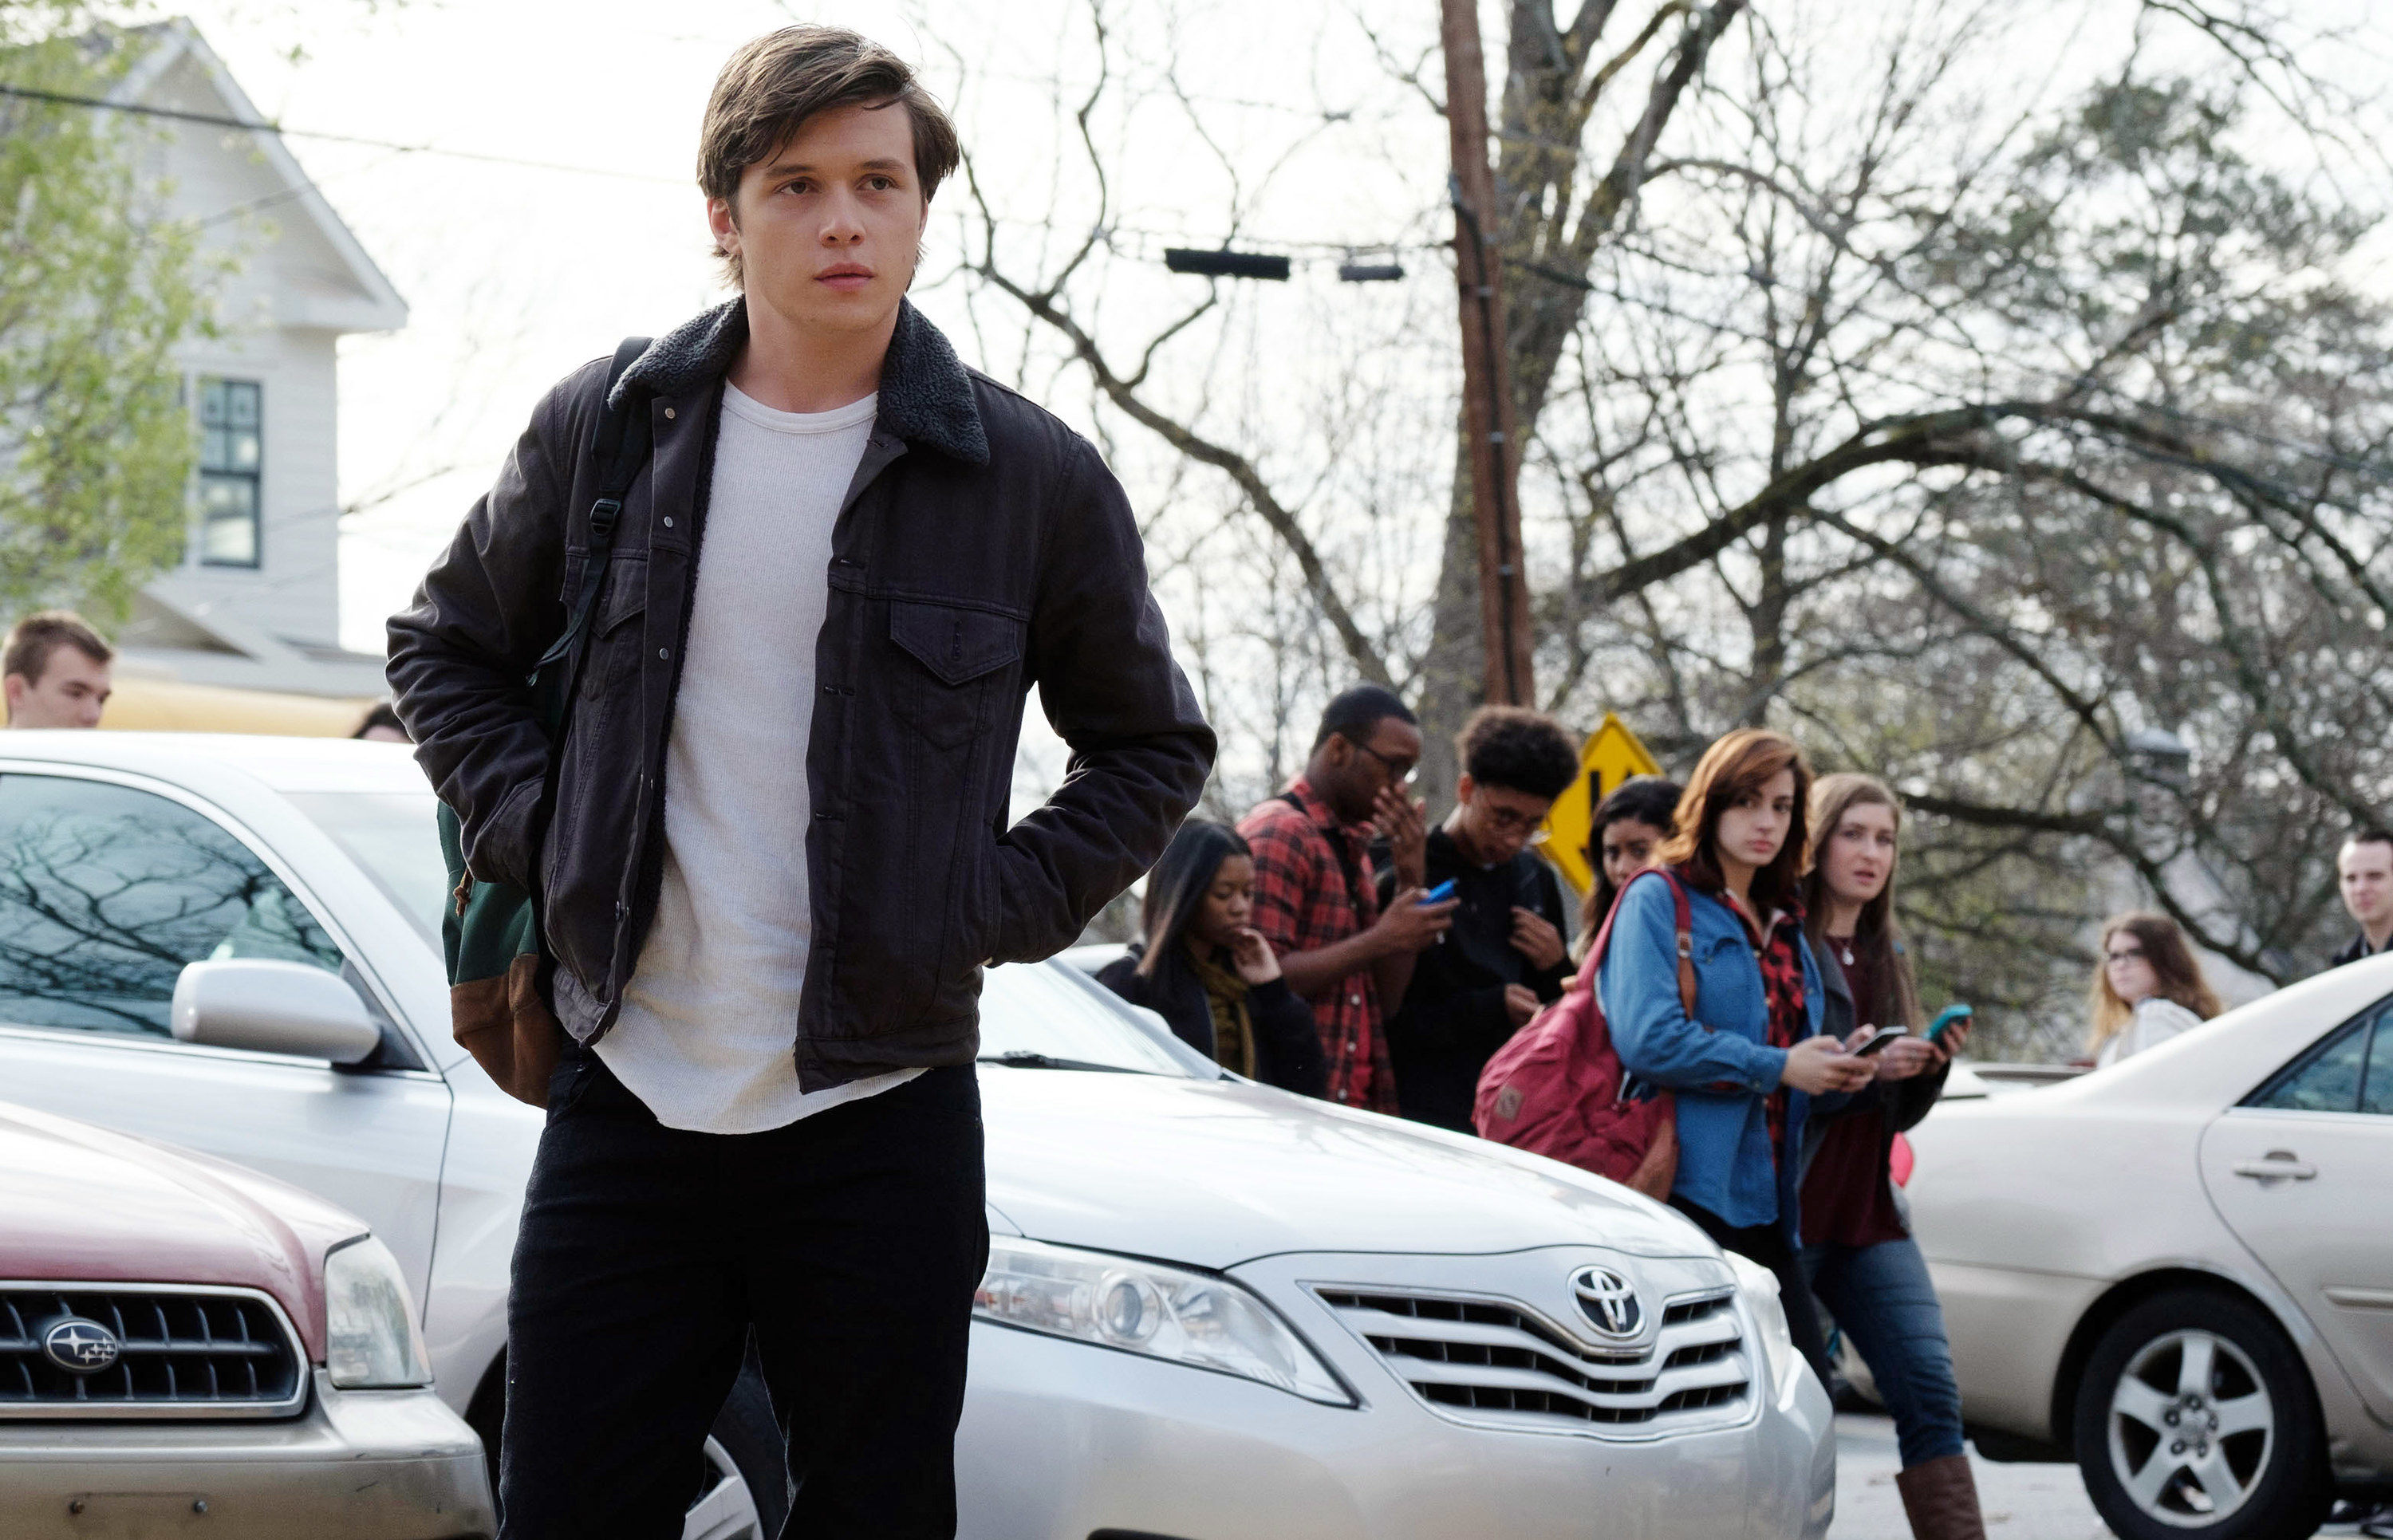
[1727, 893, 1808, 1163]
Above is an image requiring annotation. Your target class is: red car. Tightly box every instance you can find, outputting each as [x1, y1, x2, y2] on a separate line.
[0, 1101, 493, 1538]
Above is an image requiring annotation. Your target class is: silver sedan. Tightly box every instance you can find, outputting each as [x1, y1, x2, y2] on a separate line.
[1906, 956, 2393, 1540]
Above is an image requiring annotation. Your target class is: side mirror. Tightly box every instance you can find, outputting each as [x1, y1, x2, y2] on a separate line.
[171, 959, 381, 1064]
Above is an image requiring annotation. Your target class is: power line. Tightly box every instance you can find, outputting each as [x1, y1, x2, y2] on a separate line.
[0, 81, 690, 187]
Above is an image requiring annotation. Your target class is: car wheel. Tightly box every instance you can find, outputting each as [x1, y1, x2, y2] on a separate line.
[688, 1357, 789, 1540]
[2072, 1290, 2331, 1540]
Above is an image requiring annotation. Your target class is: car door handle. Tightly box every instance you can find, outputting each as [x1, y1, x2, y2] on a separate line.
[2233, 1154, 2317, 1181]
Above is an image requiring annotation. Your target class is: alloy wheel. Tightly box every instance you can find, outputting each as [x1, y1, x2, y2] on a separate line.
[2105, 1328, 2275, 1528]
[684, 1435, 765, 1540]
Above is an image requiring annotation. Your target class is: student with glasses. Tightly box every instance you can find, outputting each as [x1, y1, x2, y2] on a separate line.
[2087, 912, 2223, 1067]
[1378, 707, 1579, 1131]
[1238, 686, 1457, 1112]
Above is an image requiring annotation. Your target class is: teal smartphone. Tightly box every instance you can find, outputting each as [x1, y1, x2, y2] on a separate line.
[1926, 1003, 1973, 1043]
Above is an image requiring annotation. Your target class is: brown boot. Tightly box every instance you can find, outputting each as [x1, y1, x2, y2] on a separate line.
[1894, 1454, 1988, 1540]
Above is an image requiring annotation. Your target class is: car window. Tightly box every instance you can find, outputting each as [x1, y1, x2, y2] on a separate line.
[0, 774, 345, 1039]
[2365, 1017, 2393, 1117]
[2245, 1001, 2383, 1115]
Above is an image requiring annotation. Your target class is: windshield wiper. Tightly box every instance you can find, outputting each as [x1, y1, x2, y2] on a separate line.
[976, 1050, 1138, 1073]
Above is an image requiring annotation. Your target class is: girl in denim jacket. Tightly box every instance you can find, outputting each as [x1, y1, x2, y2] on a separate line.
[1599, 728, 1871, 1388]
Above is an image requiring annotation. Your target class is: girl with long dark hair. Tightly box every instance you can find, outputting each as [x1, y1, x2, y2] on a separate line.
[1098, 821, 1328, 1096]
[1798, 773, 1986, 1540]
[1599, 728, 1871, 1390]
[1575, 775, 1682, 959]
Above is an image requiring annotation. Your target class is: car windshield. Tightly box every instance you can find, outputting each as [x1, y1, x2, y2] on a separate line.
[285, 791, 451, 947]
[280, 789, 1206, 1078]
[978, 963, 1210, 1077]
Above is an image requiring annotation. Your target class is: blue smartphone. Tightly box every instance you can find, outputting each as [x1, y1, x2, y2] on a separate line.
[1926, 1003, 1973, 1043]
[1421, 878, 1459, 904]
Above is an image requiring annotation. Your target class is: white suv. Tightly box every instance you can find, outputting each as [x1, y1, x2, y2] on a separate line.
[0, 733, 1835, 1539]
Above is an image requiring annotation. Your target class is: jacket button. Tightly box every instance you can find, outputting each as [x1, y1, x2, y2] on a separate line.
[658, 648, 669, 660]
[662, 516, 673, 528]
[664, 407, 676, 419]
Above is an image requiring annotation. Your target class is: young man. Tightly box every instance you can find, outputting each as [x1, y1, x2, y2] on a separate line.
[1237, 685, 1455, 1111]
[2328, 829, 2393, 971]
[2, 611, 112, 729]
[386, 28, 1212, 1539]
[1381, 707, 1578, 1131]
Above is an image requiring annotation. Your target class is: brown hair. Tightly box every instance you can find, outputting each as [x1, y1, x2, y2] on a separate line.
[2088, 912, 2223, 1053]
[3, 610, 112, 688]
[699, 26, 962, 289]
[1801, 774, 1922, 1029]
[1654, 728, 1813, 915]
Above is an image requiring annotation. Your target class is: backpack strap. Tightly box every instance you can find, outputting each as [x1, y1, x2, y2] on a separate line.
[529, 336, 655, 692]
[1587, 866, 1699, 1017]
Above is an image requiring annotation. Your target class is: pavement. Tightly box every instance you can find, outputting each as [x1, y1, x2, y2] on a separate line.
[1828, 1412, 2373, 1538]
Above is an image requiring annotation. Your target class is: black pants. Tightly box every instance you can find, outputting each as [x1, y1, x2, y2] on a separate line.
[1669, 1195, 1834, 1392]
[499, 1047, 989, 1539]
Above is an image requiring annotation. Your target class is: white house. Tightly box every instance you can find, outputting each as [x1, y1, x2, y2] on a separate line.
[107, 18, 407, 702]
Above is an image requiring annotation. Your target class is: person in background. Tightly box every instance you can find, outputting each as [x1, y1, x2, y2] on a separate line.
[1600, 727, 1871, 1389]
[1239, 686, 1456, 1112]
[2, 611, 112, 729]
[1098, 821, 1327, 1096]
[353, 700, 410, 742]
[1796, 773, 1985, 1540]
[1577, 775, 1683, 957]
[1381, 706, 1576, 1132]
[2087, 912, 2223, 1067]
[2328, 828, 2393, 971]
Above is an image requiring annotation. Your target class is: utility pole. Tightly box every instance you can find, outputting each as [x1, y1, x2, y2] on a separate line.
[1441, 0, 1534, 708]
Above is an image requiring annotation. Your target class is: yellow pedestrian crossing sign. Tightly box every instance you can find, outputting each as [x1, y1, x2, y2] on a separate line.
[1539, 712, 1662, 896]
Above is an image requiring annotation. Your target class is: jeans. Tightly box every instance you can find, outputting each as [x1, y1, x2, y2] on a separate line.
[1669, 1197, 1834, 1392]
[498, 1046, 989, 1539]
[1802, 1235, 1966, 1467]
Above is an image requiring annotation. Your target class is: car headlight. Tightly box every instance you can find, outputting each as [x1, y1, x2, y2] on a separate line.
[324, 1235, 432, 1388]
[1725, 1251, 1804, 1404]
[976, 1235, 1351, 1405]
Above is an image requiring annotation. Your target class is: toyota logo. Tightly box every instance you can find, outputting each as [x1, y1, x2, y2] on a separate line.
[42, 1317, 120, 1376]
[1569, 1266, 1644, 1338]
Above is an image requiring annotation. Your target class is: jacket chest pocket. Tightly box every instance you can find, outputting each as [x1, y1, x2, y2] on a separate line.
[889, 598, 1024, 749]
[579, 559, 649, 702]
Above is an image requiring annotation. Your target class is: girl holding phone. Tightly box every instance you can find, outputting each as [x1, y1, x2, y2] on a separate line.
[1599, 730, 1871, 1392]
[1798, 774, 1985, 1540]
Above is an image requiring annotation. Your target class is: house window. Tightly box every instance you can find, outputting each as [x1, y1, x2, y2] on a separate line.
[197, 377, 262, 568]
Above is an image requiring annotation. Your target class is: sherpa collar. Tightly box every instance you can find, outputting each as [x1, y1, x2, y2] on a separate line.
[611, 296, 990, 467]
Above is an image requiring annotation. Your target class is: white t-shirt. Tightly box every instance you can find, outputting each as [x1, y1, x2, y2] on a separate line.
[596, 383, 921, 1132]
[2096, 996, 2206, 1068]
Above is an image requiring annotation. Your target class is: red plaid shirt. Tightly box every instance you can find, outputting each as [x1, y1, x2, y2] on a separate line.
[1725, 890, 1808, 1163]
[1238, 778, 1395, 1112]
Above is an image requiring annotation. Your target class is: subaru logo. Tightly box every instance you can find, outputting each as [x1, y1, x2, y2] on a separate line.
[1569, 1266, 1643, 1338]
[42, 1317, 120, 1375]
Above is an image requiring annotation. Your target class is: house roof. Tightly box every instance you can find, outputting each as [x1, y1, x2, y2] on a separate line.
[112, 18, 408, 334]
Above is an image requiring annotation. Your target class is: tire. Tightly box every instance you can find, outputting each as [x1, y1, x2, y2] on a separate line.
[687, 1355, 789, 1540]
[2072, 1289, 2332, 1540]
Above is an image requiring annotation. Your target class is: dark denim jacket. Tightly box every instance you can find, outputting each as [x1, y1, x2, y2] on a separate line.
[388, 298, 1214, 1090]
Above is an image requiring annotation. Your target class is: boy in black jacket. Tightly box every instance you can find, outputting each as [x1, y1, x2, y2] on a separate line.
[1381, 708, 1579, 1130]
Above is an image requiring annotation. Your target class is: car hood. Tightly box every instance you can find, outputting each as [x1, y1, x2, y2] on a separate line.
[980, 1066, 1712, 1270]
[0, 1101, 365, 1360]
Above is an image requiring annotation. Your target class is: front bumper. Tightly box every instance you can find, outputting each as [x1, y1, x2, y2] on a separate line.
[957, 1246, 1836, 1540]
[0, 1371, 494, 1539]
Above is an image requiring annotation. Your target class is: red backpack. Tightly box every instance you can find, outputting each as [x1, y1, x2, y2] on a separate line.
[1473, 868, 1697, 1201]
